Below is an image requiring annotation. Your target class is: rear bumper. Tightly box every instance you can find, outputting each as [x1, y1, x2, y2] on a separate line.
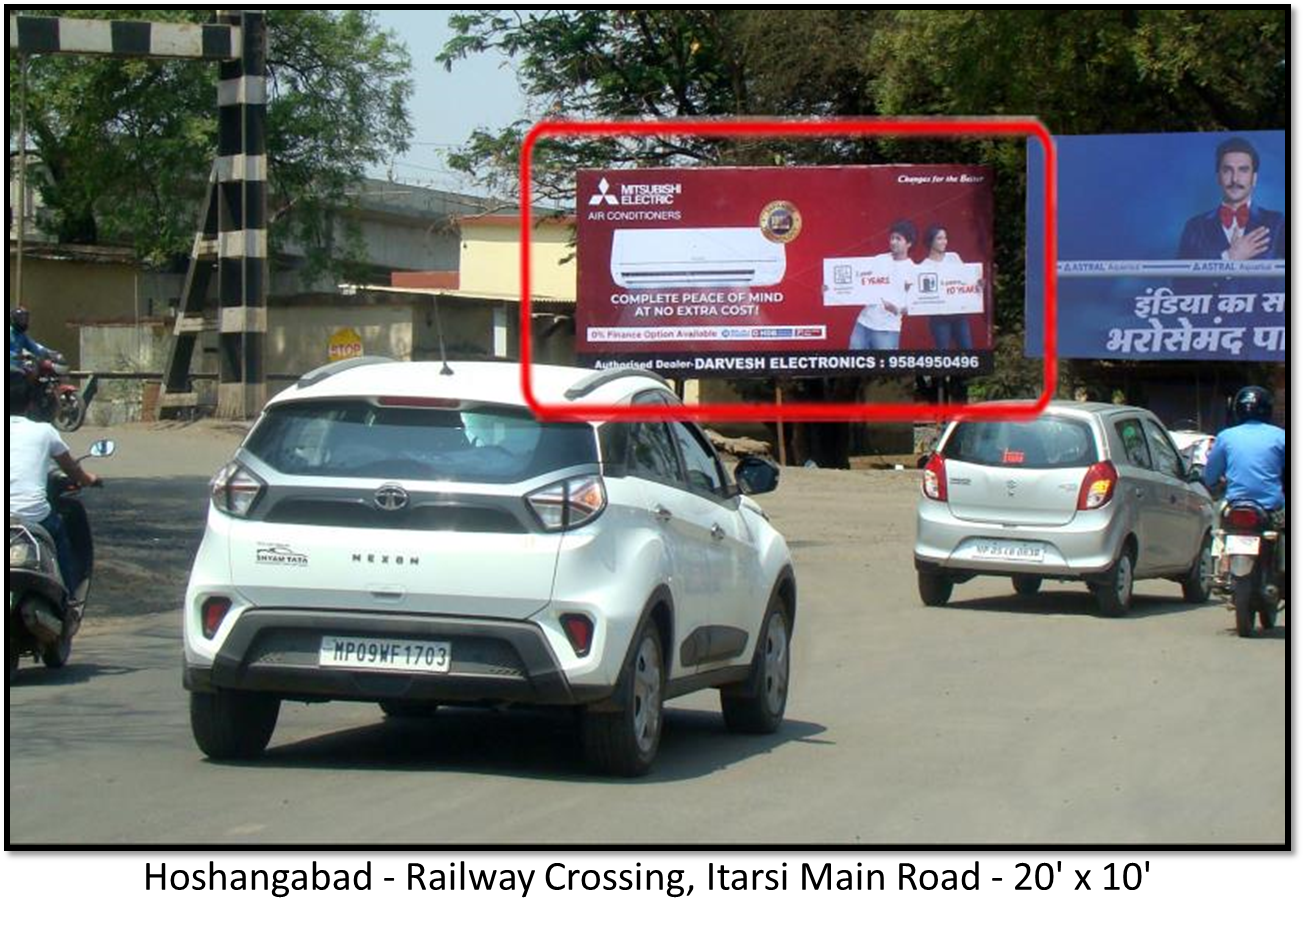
[914, 498, 1126, 578]
[183, 608, 614, 706]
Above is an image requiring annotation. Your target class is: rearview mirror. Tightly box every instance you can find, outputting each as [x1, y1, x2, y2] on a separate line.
[734, 456, 780, 495]
[88, 439, 116, 458]
[1185, 464, 1204, 484]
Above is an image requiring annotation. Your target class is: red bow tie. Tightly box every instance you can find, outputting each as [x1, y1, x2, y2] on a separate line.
[1219, 204, 1249, 228]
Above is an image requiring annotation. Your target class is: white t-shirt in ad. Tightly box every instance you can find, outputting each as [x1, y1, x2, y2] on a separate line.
[855, 255, 916, 333]
[9, 415, 67, 521]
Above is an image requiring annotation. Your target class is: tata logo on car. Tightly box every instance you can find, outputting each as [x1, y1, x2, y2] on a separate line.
[374, 484, 409, 512]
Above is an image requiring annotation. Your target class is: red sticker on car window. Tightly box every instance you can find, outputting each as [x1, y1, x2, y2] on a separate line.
[1002, 449, 1025, 464]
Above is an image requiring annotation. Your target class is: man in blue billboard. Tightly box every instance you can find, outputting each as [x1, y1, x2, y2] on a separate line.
[1177, 137, 1285, 262]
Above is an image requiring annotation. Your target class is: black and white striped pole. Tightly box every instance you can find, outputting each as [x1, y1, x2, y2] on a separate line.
[7, 11, 267, 419]
[215, 10, 267, 419]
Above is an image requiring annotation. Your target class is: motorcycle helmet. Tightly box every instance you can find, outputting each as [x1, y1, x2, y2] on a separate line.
[1232, 385, 1273, 424]
[10, 304, 30, 332]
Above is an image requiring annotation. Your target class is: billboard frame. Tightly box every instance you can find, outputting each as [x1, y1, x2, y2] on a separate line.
[519, 116, 1057, 423]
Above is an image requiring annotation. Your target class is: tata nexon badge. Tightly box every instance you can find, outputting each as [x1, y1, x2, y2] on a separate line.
[576, 165, 995, 378]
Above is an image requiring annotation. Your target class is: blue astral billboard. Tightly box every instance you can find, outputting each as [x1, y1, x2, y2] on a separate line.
[1026, 130, 1285, 361]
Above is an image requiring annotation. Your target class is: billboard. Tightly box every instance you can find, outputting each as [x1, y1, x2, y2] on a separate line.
[1026, 130, 1286, 361]
[576, 166, 994, 379]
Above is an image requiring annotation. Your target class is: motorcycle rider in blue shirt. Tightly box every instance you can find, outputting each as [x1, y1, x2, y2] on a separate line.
[1203, 386, 1286, 511]
[9, 305, 61, 371]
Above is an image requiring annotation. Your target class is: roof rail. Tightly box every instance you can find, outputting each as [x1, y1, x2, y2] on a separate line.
[564, 367, 672, 401]
[297, 355, 398, 389]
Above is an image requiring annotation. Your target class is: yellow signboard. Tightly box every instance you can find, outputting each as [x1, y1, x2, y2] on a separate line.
[328, 327, 364, 363]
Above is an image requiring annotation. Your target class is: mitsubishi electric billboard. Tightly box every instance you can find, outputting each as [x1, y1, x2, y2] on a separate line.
[575, 166, 995, 378]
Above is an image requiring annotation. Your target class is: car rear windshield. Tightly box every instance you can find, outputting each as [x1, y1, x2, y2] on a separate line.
[942, 417, 1098, 469]
[243, 400, 598, 483]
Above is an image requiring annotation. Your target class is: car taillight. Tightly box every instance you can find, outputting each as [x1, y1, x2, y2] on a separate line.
[1077, 461, 1118, 510]
[922, 453, 947, 502]
[1224, 506, 1264, 531]
[560, 614, 594, 656]
[210, 461, 265, 517]
[526, 475, 607, 531]
[201, 597, 231, 639]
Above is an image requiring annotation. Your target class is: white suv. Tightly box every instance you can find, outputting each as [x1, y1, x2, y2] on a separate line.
[184, 358, 795, 776]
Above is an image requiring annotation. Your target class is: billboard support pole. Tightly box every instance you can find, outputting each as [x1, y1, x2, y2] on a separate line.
[774, 384, 787, 467]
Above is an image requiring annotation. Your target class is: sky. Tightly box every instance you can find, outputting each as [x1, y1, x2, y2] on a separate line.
[370, 10, 530, 196]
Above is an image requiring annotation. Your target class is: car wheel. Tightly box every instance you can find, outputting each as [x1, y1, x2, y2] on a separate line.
[1012, 575, 1042, 597]
[721, 597, 791, 735]
[582, 621, 664, 777]
[379, 699, 440, 719]
[41, 634, 71, 669]
[6, 619, 19, 684]
[190, 689, 280, 760]
[1179, 533, 1213, 603]
[1094, 547, 1135, 617]
[917, 570, 953, 607]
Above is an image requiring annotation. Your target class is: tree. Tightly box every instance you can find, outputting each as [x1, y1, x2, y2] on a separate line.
[8, 9, 413, 278]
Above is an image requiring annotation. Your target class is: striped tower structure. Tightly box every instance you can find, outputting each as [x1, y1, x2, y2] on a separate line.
[215, 10, 267, 419]
[8, 11, 267, 419]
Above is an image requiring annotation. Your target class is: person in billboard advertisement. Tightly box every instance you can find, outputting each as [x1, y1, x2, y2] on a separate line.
[1177, 136, 1285, 263]
[849, 219, 916, 351]
[920, 225, 978, 351]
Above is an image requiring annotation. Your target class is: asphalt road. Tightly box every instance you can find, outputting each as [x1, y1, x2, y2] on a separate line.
[6, 422, 1287, 845]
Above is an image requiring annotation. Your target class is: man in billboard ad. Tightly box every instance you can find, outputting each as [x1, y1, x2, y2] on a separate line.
[846, 219, 916, 351]
[576, 165, 994, 379]
[1177, 136, 1285, 265]
[1025, 130, 1285, 362]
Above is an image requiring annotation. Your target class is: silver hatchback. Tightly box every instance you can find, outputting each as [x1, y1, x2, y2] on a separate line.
[914, 402, 1215, 615]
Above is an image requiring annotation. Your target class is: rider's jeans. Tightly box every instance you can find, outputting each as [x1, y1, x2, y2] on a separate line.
[39, 510, 80, 595]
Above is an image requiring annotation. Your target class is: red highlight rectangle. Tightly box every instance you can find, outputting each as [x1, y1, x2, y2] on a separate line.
[519, 117, 1057, 423]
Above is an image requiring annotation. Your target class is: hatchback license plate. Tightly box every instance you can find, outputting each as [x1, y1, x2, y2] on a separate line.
[319, 636, 451, 673]
[974, 540, 1045, 563]
[1224, 535, 1261, 555]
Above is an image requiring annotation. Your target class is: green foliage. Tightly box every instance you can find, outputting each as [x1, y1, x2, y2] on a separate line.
[9, 9, 412, 276]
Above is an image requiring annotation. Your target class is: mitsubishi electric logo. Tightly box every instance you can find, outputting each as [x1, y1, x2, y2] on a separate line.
[587, 177, 682, 208]
[589, 177, 619, 206]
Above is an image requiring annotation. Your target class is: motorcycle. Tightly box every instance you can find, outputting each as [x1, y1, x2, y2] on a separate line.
[18, 351, 89, 432]
[1210, 499, 1285, 638]
[7, 439, 115, 682]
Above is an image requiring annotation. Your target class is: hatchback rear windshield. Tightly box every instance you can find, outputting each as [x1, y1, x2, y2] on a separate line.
[942, 417, 1098, 469]
[243, 400, 597, 483]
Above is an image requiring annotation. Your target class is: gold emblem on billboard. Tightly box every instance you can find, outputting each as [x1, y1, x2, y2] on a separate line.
[759, 201, 802, 244]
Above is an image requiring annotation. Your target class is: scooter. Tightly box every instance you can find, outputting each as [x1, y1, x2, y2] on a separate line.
[7, 439, 115, 682]
[1210, 499, 1285, 638]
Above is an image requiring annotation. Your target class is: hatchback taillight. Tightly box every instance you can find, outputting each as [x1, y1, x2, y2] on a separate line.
[526, 475, 606, 531]
[211, 461, 265, 517]
[1077, 461, 1118, 510]
[1224, 506, 1265, 531]
[922, 453, 947, 502]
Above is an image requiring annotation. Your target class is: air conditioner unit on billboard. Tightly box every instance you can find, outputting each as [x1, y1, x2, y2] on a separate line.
[610, 227, 787, 289]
